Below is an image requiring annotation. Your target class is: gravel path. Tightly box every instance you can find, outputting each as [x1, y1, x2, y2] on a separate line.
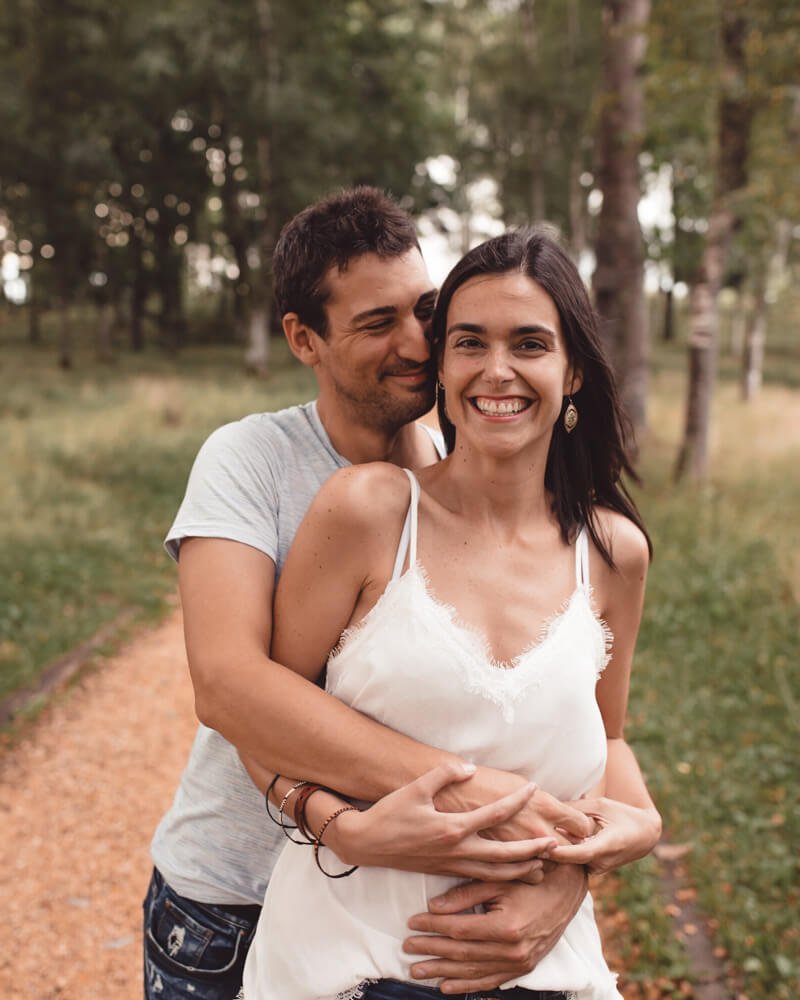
[0, 610, 195, 1000]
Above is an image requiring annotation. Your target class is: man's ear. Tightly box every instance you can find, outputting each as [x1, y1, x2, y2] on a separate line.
[283, 313, 321, 368]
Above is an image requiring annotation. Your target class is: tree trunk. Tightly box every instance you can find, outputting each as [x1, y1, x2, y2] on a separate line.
[520, 0, 546, 222]
[130, 234, 146, 352]
[244, 0, 279, 377]
[741, 272, 766, 402]
[57, 297, 72, 369]
[591, 0, 651, 435]
[661, 287, 674, 341]
[94, 302, 115, 363]
[28, 291, 41, 344]
[674, 7, 754, 481]
[729, 303, 745, 357]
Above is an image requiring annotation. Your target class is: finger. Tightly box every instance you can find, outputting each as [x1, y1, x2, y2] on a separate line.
[442, 858, 543, 882]
[437, 972, 515, 993]
[458, 833, 557, 864]
[407, 912, 505, 942]
[553, 802, 596, 839]
[421, 879, 506, 917]
[410, 959, 516, 989]
[426, 880, 506, 915]
[547, 836, 607, 865]
[455, 782, 537, 834]
[403, 935, 518, 962]
[411, 760, 477, 800]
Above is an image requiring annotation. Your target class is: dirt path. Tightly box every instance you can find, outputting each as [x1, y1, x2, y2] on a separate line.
[0, 610, 196, 1000]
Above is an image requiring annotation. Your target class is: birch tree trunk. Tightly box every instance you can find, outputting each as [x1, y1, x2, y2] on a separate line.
[741, 273, 766, 402]
[243, 0, 278, 378]
[591, 0, 651, 436]
[674, 6, 754, 481]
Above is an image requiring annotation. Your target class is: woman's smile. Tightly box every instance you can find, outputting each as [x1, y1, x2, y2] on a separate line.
[470, 395, 533, 417]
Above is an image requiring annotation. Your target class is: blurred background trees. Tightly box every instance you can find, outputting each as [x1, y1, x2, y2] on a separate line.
[1, 0, 799, 479]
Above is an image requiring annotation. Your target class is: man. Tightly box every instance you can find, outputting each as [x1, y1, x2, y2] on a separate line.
[144, 187, 650, 999]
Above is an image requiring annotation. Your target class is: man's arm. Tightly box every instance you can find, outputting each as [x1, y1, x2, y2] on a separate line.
[181, 532, 592, 844]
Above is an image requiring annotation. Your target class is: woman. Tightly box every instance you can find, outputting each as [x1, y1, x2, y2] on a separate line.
[242, 228, 659, 1000]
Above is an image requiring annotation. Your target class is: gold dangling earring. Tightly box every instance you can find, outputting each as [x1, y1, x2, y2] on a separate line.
[563, 396, 578, 433]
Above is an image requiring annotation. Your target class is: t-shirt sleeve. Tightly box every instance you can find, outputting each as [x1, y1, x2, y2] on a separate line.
[164, 420, 281, 563]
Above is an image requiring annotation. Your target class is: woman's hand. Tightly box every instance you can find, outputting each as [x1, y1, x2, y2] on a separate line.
[434, 765, 597, 845]
[325, 762, 556, 882]
[545, 796, 662, 874]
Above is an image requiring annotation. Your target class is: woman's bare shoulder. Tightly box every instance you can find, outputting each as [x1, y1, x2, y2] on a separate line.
[593, 507, 650, 578]
[310, 462, 413, 534]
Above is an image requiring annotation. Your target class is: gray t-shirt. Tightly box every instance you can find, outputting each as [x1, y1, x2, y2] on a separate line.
[151, 400, 444, 905]
[152, 401, 349, 904]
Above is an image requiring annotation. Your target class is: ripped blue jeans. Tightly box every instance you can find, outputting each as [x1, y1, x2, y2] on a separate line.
[143, 867, 260, 999]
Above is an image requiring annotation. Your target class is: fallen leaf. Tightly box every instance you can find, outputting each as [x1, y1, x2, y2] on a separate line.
[654, 841, 693, 862]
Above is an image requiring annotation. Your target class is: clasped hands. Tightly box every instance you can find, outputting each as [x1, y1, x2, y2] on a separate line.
[324, 761, 660, 992]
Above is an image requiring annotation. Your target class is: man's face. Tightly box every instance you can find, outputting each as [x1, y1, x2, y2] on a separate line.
[313, 249, 437, 433]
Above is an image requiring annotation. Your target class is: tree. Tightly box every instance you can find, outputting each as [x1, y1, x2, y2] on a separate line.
[673, 3, 753, 480]
[591, 0, 651, 435]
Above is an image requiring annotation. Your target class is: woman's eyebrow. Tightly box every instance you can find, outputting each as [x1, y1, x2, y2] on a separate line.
[447, 322, 484, 335]
[446, 322, 557, 336]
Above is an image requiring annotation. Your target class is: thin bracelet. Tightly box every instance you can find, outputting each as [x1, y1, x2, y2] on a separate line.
[264, 773, 283, 828]
[313, 806, 360, 878]
[279, 781, 314, 844]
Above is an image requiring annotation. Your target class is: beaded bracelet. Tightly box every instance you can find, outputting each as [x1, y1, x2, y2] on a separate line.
[293, 782, 327, 844]
[278, 780, 312, 843]
[313, 805, 360, 879]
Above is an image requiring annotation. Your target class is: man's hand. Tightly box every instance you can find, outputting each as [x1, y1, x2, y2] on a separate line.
[327, 763, 556, 882]
[402, 863, 587, 993]
[546, 796, 662, 874]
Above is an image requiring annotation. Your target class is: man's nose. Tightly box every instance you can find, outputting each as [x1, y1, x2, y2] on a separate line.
[396, 314, 432, 363]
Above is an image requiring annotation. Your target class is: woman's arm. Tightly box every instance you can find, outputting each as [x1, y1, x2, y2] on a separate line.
[548, 511, 662, 873]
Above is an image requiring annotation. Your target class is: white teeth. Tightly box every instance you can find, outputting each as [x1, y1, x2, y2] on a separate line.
[474, 397, 529, 415]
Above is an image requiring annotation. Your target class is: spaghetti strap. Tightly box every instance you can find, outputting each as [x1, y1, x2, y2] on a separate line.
[575, 525, 590, 592]
[389, 469, 421, 581]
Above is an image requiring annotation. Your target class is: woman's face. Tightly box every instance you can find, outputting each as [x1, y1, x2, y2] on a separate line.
[439, 271, 579, 459]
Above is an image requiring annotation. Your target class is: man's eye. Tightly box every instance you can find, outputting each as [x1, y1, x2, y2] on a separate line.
[364, 320, 392, 332]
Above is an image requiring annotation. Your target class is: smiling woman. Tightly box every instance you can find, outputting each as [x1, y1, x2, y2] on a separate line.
[241, 228, 662, 1000]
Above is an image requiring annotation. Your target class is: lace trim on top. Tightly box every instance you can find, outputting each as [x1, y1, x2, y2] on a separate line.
[329, 564, 612, 725]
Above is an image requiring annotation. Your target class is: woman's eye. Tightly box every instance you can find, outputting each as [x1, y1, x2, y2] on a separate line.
[455, 336, 483, 349]
[519, 339, 546, 351]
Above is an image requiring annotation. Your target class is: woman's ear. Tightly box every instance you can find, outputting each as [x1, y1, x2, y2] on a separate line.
[565, 366, 583, 396]
[283, 313, 320, 368]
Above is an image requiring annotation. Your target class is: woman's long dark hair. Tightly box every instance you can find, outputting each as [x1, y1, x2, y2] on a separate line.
[432, 227, 652, 567]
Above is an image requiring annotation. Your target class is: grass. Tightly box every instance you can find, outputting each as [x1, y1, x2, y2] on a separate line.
[0, 317, 315, 702]
[613, 311, 800, 997]
[2, 296, 799, 997]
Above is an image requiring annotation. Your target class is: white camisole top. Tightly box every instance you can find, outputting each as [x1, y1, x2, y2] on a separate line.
[243, 470, 621, 1000]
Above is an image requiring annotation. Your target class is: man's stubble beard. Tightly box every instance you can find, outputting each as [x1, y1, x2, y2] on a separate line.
[332, 375, 435, 436]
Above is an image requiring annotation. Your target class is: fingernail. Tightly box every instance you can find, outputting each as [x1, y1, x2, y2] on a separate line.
[429, 894, 444, 907]
[461, 761, 476, 775]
